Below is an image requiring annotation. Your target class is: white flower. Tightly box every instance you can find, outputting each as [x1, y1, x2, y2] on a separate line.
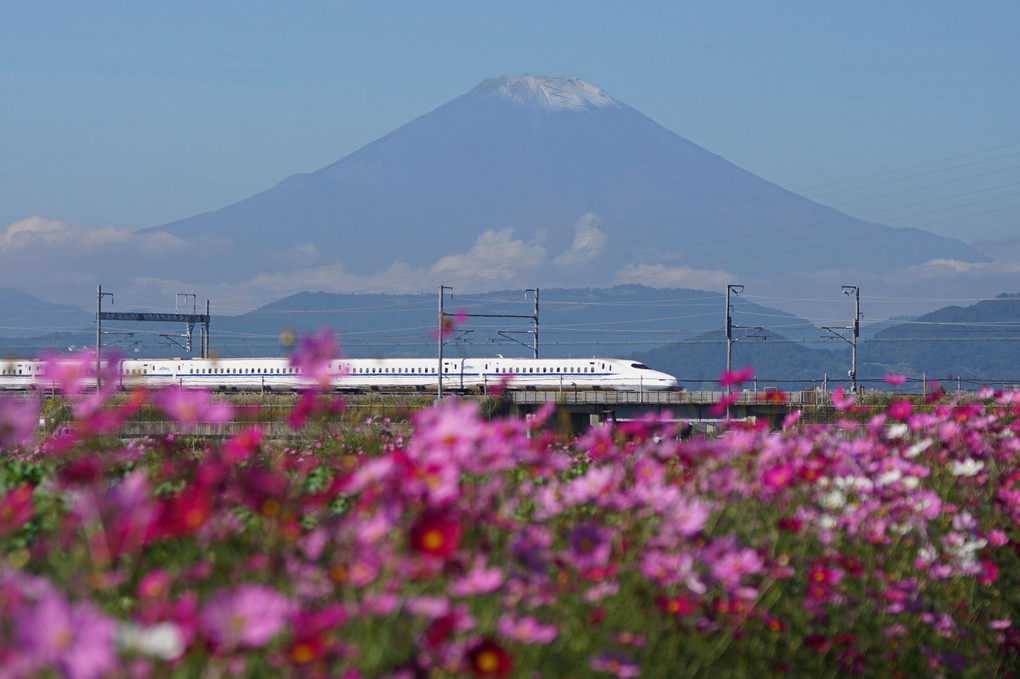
[118, 621, 186, 660]
[950, 459, 984, 477]
[819, 514, 838, 530]
[876, 470, 902, 487]
[886, 423, 909, 439]
[819, 490, 847, 510]
[905, 438, 933, 458]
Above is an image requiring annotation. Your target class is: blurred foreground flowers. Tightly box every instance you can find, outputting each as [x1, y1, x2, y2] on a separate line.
[0, 339, 1019, 678]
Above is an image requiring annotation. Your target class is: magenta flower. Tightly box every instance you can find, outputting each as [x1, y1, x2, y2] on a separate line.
[709, 546, 764, 590]
[708, 392, 740, 416]
[569, 524, 614, 569]
[0, 395, 39, 451]
[719, 367, 754, 387]
[449, 557, 504, 597]
[884, 374, 907, 385]
[199, 585, 296, 651]
[0, 484, 34, 536]
[832, 387, 855, 411]
[15, 591, 119, 679]
[156, 386, 233, 428]
[590, 650, 641, 677]
[497, 614, 558, 644]
[887, 399, 912, 421]
[432, 308, 468, 340]
[289, 328, 341, 388]
[40, 352, 94, 396]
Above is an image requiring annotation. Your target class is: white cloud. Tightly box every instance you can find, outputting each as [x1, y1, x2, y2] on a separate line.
[430, 228, 546, 282]
[554, 212, 607, 267]
[0, 216, 72, 251]
[614, 263, 735, 291]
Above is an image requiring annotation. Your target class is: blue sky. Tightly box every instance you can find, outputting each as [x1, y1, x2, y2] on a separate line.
[1, 1, 1019, 321]
[2, 1, 1017, 241]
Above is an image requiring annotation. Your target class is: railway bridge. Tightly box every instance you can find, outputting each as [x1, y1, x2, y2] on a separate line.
[509, 389, 818, 432]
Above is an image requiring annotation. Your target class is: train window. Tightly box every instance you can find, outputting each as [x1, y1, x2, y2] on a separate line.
[630, 363, 652, 370]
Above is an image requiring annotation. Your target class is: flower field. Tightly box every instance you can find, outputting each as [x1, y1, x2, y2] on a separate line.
[1, 340, 1019, 678]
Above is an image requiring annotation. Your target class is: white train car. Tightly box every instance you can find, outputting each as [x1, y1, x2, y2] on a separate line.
[0, 356, 679, 392]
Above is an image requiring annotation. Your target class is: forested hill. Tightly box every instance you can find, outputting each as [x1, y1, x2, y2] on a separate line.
[635, 293, 1020, 390]
[859, 293, 1020, 381]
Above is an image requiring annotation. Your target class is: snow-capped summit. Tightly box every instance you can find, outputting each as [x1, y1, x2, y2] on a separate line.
[473, 74, 619, 111]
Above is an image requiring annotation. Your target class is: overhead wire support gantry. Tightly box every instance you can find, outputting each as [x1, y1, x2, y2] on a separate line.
[821, 285, 861, 393]
[437, 285, 539, 399]
[95, 284, 211, 389]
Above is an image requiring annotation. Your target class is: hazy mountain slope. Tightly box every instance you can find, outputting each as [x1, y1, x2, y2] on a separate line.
[146, 75, 986, 284]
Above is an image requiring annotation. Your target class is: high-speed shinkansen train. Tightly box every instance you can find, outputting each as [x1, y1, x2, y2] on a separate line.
[0, 356, 679, 392]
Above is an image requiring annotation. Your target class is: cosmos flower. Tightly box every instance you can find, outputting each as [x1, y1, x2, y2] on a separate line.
[569, 524, 614, 570]
[0, 396, 39, 451]
[289, 328, 342, 389]
[719, 367, 754, 387]
[409, 511, 462, 560]
[155, 386, 233, 429]
[590, 650, 641, 677]
[0, 483, 34, 536]
[496, 614, 558, 644]
[199, 584, 296, 651]
[465, 638, 514, 678]
[15, 591, 119, 679]
[951, 458, 984, 477]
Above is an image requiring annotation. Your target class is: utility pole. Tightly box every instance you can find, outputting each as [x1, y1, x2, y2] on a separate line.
[96, 285, 114, 390]
[822, 285, 861, 393]
[725, 284, 743, 381]
[526, 288, 539, 359]
[437, 285, 452, 399]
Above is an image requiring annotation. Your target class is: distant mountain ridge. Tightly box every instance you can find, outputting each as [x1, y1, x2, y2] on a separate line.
[2, 285, 1020, 387]
[144, 74, 987, 289]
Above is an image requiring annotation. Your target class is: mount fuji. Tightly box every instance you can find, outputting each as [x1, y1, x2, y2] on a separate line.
[144, 75, 987, 294]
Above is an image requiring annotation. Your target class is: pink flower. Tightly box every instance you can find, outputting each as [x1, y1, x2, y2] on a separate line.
[199, 584, 296, 650]
[761, 463, 795, 492]
[887, 399, 912, 421]
[832, 387, 855, 411]
[497, 614, 558, 644]
[432, 308, 468, 340]
[40, 353, 95, 396]
[590, 650, 641, 677]
[709, 547, 764, 590]
[449, 558, 504, 597]
[569, 524, 614, 569]
[0, 484, 34, 536]
[156, 386, 233, 428]
[289, 328, 342, 388]
[884, 374, 907, 385]
[719, 367, 754, 387]
[708, 392, 740, 416]
[15, 591, 119, 679]
[0, 396, 39, 451]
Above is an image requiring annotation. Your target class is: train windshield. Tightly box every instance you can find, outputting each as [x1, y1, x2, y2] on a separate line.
[630, 363, 653, 370]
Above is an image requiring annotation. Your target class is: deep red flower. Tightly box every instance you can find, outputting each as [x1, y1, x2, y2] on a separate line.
[157, 483, 213, 538]
[466, 638, 514, 678]
[0, 484, 34, 536]
[409, 512, 462, 559]
[656, 593, 698, 617]
[978, 560, 999, 584]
